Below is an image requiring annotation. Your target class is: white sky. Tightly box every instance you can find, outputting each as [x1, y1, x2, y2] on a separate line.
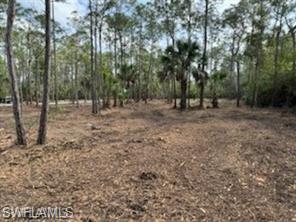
[18, 0, 88, 30]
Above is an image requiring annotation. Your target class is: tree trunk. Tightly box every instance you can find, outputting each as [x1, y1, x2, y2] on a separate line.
[37, 0, 51, 145]
[173, 77, 177, 108]
[5, 0, 27, 145]
[170, 35, 177, 109]
[137, 25, 143, 102]
[236, 60, 241, 107]
[119, 33, 124, 72]
[187, 77, 191, 108]
[212, 81, 218, 108]
[251, 52, 259, 108]
[27, 30, 32, 105]
[51, 0, 58, 109]
[34, 56, 39, 107]
[18, 65, 24, 112]
[289, 29, 296, 79]
[180, 77, 187, 110]
[230, 35, 236, 90]
[71, 65, 75, 104]
[272, 22, 282, 107]
[187, 0, 192, 108]
[94, 5, 101, 112]
[27, 58, 32, 104]
[113, 30, 118, 107]
[146, 45, 154, 104]
[99, 25, 105, 107]
[75, 51, 79, 108]
[251, 0, 264, 108]
[113, 92, 117, 107]
[89, 0, 98, 114]
[114, 31, 117, 76]
[200, 0, 209, 108]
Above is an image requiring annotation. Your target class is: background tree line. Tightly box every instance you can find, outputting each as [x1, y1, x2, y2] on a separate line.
[0, 0, 296, 145]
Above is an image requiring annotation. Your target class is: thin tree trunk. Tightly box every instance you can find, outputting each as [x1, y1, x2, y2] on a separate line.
[292, 33, 296, 77]
[35, 56, 39, 107]
[5, 0, 27, 145]
[113, 30, 118, 107]
[236, 60, 241, 107]
[37, 0, 51, 145]
[251, 52, 260, 108]
[173, 77, 177, 108]
[84, 85, 87, 103]
[187, 77, 191, 108]
[51, 0, 58, 109]
[27, 59, 32, 104]
[89, 0, 98, 114]
[287, 25, 296, 80]
[251, 0, 264, 108]
[71, 65, 75, 104]
[180, 77, 187, 110]
[27, 29, 32, 105]
[171, 35, 177, 109]
[18, 65, 24, 111]
[75, 50, 79, 108]
[119, 33, 124, 73]
[137, 25, 143, 102]
[94, 3, 101, 112]
[230, 35, 236, 89]
[114, 31, 117, 76]
[187, 0, 192, 108]
[146, 45, 154, 104]
[200, 0, 209, 108]
[99, 25, 105, 107]
[272, 18, 282, 107]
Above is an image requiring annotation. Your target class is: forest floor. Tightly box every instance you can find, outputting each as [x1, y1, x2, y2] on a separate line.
[0, 100, 295, 222]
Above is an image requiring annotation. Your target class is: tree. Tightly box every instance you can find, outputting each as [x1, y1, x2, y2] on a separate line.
[165, 40, 200, 110]
[51, 0, 66, 108]
[37, 0, 51, 144]
[208, 70, 227, 108]
[223, 0, 248, 107]
[271, 0, 288, 106]
[0, 59, 9, 98]
[285, 1, 296, 105]
[155, 0, 180, 108]
[160, 46, 176, 102]
[89, 0, 98, 114]
[3, 0, 296, 120]
[142, 2, 160, 104]
[94, 0, 115, 108]
[200, 0, 209, 108]
[251, 0, 268, 108]
[5, 0, 27, 145]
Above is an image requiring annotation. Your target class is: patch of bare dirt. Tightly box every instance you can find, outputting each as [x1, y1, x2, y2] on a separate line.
[0, 101, 295, 221]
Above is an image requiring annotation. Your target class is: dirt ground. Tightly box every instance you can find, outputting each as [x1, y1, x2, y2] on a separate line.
[0, 100, 295, 221]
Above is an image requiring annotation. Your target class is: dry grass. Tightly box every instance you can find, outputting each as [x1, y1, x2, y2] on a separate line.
[0, 100, 295, 221]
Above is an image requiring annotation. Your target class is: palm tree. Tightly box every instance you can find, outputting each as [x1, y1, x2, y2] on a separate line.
[209, 70, 227, 108]
[192, 64, 208, 107]
[160, 51, 176, 108]
[164, 40, 199, 110]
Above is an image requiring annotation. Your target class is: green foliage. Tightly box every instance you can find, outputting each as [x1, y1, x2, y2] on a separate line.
[163, 40, 200, 82]
[0, 58, 9, 97]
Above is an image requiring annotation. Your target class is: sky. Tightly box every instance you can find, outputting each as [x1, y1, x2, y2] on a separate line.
[18, 0, 88, 30]
[18, 0, 239, 29]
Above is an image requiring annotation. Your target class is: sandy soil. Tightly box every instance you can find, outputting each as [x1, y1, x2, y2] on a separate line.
[0, 100, 295, 221]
